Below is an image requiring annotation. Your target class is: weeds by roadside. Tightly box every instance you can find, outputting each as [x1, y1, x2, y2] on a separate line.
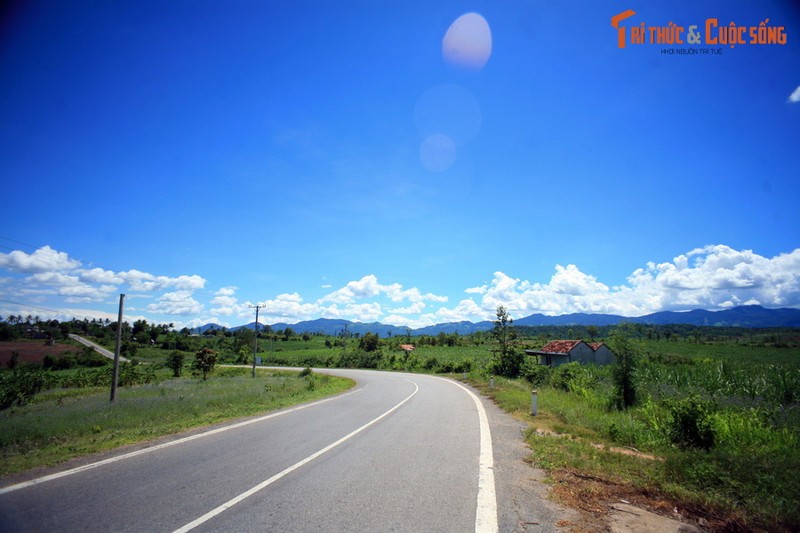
[467, 371, 800, 532]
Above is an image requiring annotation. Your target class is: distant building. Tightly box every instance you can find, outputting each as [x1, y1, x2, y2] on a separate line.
[399, 344, 415, 353]
[525, 340, 614, 367]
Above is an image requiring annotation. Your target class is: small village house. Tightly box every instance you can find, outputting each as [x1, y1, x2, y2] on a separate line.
[525, 340, 614, 367]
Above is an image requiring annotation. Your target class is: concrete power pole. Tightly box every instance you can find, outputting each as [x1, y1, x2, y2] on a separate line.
[249, 304, 263, 378]
[110, 294, 125, 402]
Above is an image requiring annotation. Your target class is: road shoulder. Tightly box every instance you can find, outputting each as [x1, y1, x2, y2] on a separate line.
[474, 384, 582, 532]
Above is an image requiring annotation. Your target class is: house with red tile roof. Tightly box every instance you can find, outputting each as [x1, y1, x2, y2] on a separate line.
[525, 340, 614, 367]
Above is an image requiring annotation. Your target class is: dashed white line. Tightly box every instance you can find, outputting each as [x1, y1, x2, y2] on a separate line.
[0, 387, 362, 495]
[172, 380, 419, 533]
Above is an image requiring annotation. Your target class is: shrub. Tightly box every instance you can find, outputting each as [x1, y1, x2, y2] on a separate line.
[520, 357, 550, 386]
[550, 362, 584, 392]
[667, 394, 717, 450]
[335, 350, 382, 369]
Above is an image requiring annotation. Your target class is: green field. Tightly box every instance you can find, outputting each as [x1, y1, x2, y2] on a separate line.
[1, 320, 799, 530]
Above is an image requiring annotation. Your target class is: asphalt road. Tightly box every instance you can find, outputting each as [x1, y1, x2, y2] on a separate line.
[0, 370, 507, 533]
[68, 334, 129, 363]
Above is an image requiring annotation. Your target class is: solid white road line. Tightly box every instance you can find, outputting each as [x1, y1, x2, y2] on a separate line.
[0, 388, 363, 495]
[436, 377, 498, 533]
[172, 380, 420, 533]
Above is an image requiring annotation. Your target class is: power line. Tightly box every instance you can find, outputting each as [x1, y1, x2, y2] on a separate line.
[0, 297, 123, 323]
[0, 298, 65, 315]
[0, 236, 39, 251]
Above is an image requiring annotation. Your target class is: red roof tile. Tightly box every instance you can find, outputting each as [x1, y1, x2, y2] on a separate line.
[538, 340, 582, 354]
[588, 342, 605, 351]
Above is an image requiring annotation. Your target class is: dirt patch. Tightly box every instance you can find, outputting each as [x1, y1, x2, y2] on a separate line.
[546, 469, 728, 532]
[0, 341, 80, 366]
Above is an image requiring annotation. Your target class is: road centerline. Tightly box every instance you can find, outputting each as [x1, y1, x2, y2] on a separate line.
[0, 387, 363, 495]
[172, 379, 420, 533]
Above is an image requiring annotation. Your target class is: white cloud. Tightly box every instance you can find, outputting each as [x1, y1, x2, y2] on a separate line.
[78, 267, 124, 285]
[210, 286, 239, 312]
[466, 245, 800, 319]
[321, 302, 383, 322]
[318, 274, 447, 305]
[215, 286, 237, 296]
[257, 293, 321, 323]
[147, 290, 204, 316]
[788, 86, 800, 103]
[0, 246, 80, 273]
[4, 244, 798, 328]
[388, 302, 426, 315]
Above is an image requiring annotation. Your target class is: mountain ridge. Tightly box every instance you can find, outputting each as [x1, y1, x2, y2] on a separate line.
[191, 305, 800, 335]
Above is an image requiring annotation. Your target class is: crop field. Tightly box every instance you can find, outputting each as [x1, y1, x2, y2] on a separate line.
[0, 340, 81, 366]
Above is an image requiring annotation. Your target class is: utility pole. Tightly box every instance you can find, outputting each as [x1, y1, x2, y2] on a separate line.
[249, 304, 263, 378]
[110, 294, 125, 402]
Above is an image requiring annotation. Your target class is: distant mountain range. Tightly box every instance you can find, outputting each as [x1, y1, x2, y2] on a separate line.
[191, 305, 800, 335]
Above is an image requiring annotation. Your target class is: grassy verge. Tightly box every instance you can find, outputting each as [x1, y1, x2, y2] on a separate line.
[0, 368, 353, 477]
[468, 375, 800, 532]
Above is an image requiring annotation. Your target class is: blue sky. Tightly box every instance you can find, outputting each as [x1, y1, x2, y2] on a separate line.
[1, 1, 799, 329]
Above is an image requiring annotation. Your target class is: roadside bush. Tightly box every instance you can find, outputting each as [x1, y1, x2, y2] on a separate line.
[491, 348, 524, 378]
[424, 356, 440, 371]
[520, 358, 550, 386]
[667, 394, 717, 450]
[551, 362, 580, 391]
[335, 350, 382, 369]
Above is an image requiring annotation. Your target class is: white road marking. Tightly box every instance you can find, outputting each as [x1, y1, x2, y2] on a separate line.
[0, 387, 363, 495]
[435, 377, 498, 533]
[172, 380, 420, 533]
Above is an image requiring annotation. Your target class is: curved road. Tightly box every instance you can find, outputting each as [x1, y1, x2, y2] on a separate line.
[0, 370, 570, 532]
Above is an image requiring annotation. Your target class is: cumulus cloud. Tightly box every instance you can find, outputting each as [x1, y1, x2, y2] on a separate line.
[0, 245, 208, 314]
[318, 275, 447, 305]
[216, 286, 237, 297]
[0, 246, 80, 273]
[147, 290, 204, 316]
[465, 245, 800, 320]
[210, 286, 239, 314]
[119, 270, 205, 292]
[321, 302, 383, 322]
[388, 302, 427, 315]
[788, 86, 800, 103]
[4, 244, 798, 327]
[255, 293, 321, 323]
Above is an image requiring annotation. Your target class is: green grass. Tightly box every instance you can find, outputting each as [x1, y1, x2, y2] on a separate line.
[0, 368, 354, 477]
[469, 365, 800, 531]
